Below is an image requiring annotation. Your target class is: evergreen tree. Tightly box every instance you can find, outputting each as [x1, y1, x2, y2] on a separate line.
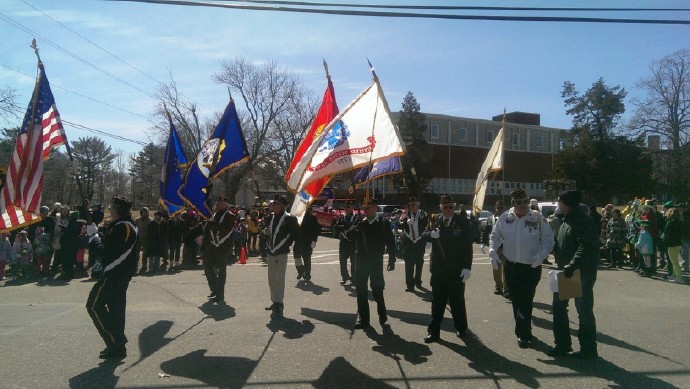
[396, 92, 431, 199]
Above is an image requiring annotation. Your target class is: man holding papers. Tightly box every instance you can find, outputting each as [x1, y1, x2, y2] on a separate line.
[548, 190, 600, 359]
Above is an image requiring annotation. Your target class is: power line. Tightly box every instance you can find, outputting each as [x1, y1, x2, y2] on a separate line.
[62, 120, 150, 146]
[20, 0, 165, 87]
[1, 64, 149, 120]
[0, 11, 156, 99]
[209, 0, 690, 12]
[112, 0, 690, 25]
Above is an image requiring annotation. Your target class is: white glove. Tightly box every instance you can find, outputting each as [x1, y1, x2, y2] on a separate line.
[430, 229, 440, 239]
[406, 218, 414, 225]
[310, 241, 316, 249]
[86, 223, 98, 236]
[195, 236, 203, 246]
[531, 254, 544, 268]
[461, 269, 471, 283]
[489, 252, 500, 270]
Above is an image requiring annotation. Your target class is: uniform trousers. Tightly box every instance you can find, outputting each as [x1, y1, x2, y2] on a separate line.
[354, 256, 386, 324]
[302, 245, 314, 278]
[504, 260, 541, 339]
[403, 241, 425, 288]
[339, 241, 356, 281]
[86, 276, 131, 348]
[203, 252, 228, 299]
[552, 270, 597, 352]
[267, 253, 288, 304]
[428, 276, 467, 335]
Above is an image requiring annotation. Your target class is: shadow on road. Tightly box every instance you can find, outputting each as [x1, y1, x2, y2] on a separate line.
[440, 332, 542, 388]
[69, 359, 123, 389]
[266, 315, 315, 339]
[294, 280, 329, 295]
[313, 356, 396, 389]
[160, 349, 257, 388]
[199, 299, 236, 322]
[300, 307, 356, 332]
[364, 324, 431, 365]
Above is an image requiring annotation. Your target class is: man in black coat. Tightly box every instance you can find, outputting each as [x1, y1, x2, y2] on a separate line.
[263, 194, 302, 317]
[422, 195, 473, 343]
[344, 199, 396, 329]
[201, 197, 235, 303]
[297, 205, 321, 282]
[335, 201, 358, 286]
[86, 195, 138, 359]
[400, 196, 429, 292]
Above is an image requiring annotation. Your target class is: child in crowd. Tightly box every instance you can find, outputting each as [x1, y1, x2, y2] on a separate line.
[13, 230, 33, 279]
[635, 220, 654, 277]
[0, 232, 13, 280]
[33, 227, 52, 277]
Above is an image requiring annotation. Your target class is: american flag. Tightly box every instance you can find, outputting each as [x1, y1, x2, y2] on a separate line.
[0, 63, 66, 232]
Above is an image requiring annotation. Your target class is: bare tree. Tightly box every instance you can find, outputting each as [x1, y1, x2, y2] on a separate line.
[211, 57, 316, 200]
[630, 49, 690, 199]
[0, 87, 20, 125]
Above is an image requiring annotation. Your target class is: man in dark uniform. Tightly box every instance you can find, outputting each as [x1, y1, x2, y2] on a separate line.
[86, 196, 138, 359]
[201, 196, 235, 303]
[344, 199, 396, 329]
[548, 190, 600, 359]
[335, 201, 358, 286]
[400, 196, 429, 292]
[263, 194, 302, 317]
[297, 205, 320, 282]
[422, 195, 473, 343]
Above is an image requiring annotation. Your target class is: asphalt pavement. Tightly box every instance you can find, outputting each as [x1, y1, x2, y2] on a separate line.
[1, 237, 689, 388]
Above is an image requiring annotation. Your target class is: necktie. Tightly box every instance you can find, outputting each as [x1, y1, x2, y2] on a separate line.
[444, 219, 449, 227]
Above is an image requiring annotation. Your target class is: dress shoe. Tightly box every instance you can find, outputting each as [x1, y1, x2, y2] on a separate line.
[572, 350, 598, 359]
[99, 346, 127, 359]
[415, 281, 422, 289]
[207, 293, 216, 299]
[547, 346, 573, 357]
[424, 334, 440, 343]
[493, 288, 502, 295]
[405, 287, 414, 292]
[518, 338, 532, 349]
[340, 280, 347, 286]
[265, 303, 276, 311]
[354, 321, 370, 329]
[213, 296, 224, 303]
[456, 330, 466, 338]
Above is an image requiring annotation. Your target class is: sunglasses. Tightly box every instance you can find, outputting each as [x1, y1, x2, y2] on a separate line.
[442, 205, 454, 210]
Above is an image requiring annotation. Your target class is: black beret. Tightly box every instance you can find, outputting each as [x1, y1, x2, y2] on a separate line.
[273, 194, 288, 206]
[440, 195, 454, 205]
[111, 195, 133, 209]
[558, 190, 582, 208]
[217, 196, 231, 204]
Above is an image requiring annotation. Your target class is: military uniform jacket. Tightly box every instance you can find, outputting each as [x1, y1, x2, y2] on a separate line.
[344, 216, 396, 263]
[101, 217, 138, 278]
[264, 211, 302, 257]
[300, 211, 321, 245]
[401, 210, 429, 249]
[202, 210, 235, 257]
[336, 213, 359, 243]
[423, 213, 473, 277]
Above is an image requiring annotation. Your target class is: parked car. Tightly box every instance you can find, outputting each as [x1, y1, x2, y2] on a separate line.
[477, 210, 494, 231]
[311, 198, 360, 236]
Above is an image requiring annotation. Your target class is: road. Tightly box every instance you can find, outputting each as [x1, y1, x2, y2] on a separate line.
[1, 236, 689, 388]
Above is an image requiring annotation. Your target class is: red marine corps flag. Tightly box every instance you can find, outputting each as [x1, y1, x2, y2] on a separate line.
[0, 43, 66, 232]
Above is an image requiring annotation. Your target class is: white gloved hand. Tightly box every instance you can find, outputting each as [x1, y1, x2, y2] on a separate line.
[310, 241, 316, 249]
[531, 254, 544, 268]
[430, 229, 440, 239]
[406, 218, 414, 225]
[86, 223, 98, 236]
[461, 268, 471, 283]
[195, 236, 203, 246]
[489, 252, 500, 270]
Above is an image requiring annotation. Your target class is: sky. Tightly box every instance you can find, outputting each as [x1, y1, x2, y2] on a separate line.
[1, 0, 689, 155]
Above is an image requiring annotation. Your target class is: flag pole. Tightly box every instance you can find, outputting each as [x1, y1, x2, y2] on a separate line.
[31, 39, 88, 210]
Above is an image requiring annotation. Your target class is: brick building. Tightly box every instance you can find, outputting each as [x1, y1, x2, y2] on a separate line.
[372, 111, 566, 209]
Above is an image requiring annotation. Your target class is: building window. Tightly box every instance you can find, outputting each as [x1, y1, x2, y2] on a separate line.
[512, 129, 520, 147]
[431, 123, 439, 141]
[536, 132, 543, 148]
[459, 127, 467, 141]
[487, 129, 494, 143]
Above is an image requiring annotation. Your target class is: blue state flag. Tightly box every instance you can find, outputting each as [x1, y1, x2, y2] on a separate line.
[159, 115, 189, 216]
[178, 100, 250, 218]
[351, 155, 402, 191]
